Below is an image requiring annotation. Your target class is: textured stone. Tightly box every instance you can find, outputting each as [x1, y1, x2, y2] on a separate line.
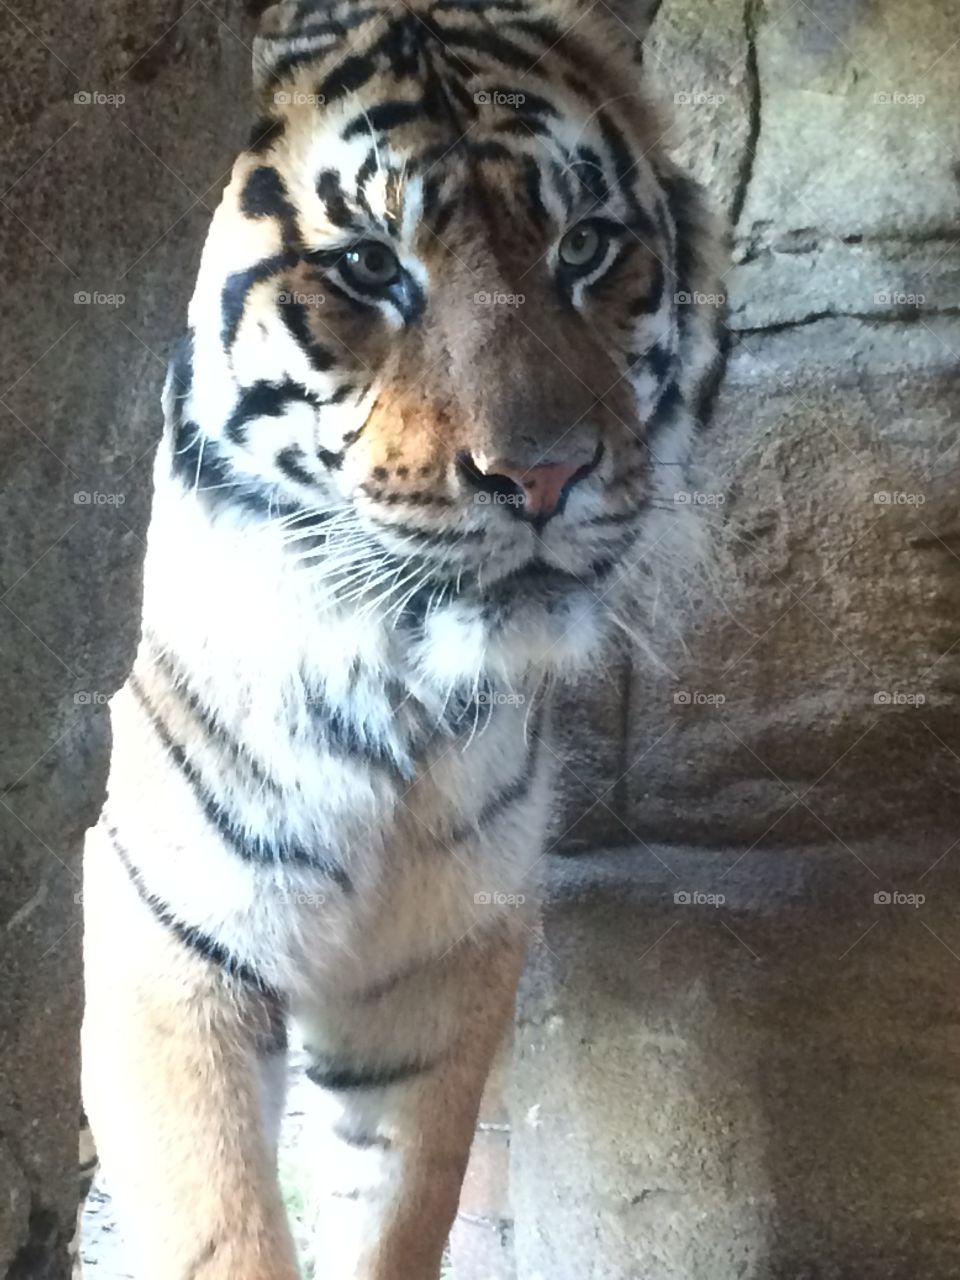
[0, 2, 253, 1275]
[619, 315, 960, 848]
[513, 846, 960, 1280]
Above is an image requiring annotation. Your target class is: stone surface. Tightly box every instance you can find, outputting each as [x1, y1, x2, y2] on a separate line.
[512, 845, 960, 1280]
[0, 2, 254, 1275]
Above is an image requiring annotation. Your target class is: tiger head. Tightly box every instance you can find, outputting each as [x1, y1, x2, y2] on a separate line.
[166, 0, 722, 683]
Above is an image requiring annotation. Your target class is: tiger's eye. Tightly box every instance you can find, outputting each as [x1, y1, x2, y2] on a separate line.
[343, 242, 400, 287]
[559, 223, 605, 269]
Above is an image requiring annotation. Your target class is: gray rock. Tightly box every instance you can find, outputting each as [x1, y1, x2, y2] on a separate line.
[0, 3, 254, 1274]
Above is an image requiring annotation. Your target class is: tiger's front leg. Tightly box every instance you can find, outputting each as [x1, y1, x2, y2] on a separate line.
[81, 826, 299, 1280]
[294, 917, 527, 1280]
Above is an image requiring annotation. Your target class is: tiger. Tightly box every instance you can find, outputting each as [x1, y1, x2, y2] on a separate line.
[80, 0, 723, 1276]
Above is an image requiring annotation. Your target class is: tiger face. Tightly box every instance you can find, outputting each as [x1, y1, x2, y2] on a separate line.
[168, 0, 720, 679]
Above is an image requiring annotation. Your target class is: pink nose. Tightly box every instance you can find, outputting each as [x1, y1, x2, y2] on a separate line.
[489, 460, 585, 519]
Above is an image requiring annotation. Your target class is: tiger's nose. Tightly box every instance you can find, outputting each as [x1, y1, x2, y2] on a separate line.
[493, 460, 585, 519]
[458, 446, 603, 527]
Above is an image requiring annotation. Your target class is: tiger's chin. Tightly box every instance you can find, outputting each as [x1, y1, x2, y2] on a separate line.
[409, 562, 614, 690]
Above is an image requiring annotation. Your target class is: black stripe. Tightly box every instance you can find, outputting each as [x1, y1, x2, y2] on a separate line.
[302, 677, 417, 780]
[571, 147, 608, 204]
[342, 99, 429, 139]
[241, 165, 300, 245]
[247, 118, 284, 153]
[263, 8, 381, 86]
[224, 376, 313, 442]
[334, 1125, 392, 1150]
[129, 676, 350, 884]
[368, 517, 486, 545]
[221, 251, 299, 348]
[447, 696, 545, 843]
[629, 262, 665, 315]
[597, 110, 638, 200]
[646, 378, 683, 438]
[433, 26, 542, 72]
[170, 415, 306, 522]
[306, 1055, 431, 1091]
[646, 341, 675, 383]
[316, 46, 382, 105]
[279, 298, 337, 371]
[107, 826, 282, 998]
[316, 169, 360, 230]
[522, 154, 548, 226]
[225, 377, 322, 444]
[144, 637, 275, 790]
[275, 444, 316, 486]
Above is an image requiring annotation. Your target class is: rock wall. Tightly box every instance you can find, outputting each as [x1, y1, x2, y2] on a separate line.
[0, 3, 251, 1274]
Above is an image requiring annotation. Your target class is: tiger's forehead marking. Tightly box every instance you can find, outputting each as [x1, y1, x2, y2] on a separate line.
[252, 0, 655, 235]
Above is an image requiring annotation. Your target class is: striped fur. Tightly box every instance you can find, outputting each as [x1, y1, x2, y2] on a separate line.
[81, 1, 723, 1276]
